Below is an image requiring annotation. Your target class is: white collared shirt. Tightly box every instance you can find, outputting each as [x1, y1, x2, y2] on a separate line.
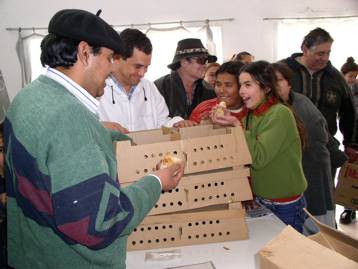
[45, 67, 99, 115]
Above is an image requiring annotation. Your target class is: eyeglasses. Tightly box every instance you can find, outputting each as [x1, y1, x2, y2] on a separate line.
[190, 56, 208, 65]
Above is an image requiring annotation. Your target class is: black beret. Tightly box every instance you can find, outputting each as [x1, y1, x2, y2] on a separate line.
[48, 9, 122, 53]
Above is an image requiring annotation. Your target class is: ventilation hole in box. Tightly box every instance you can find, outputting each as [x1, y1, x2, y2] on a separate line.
[144, 168, 148, 173]
[188, 223, 192, 227]
[194, 185, 198, 189]
[170, 202, 174, 206]
[152, 168, 156, 172]
[140, 240, 143, 244]
[170, 237, 175, 241]
[209, 196, 213, 200]
[175, 188, 179, 192]
[223, 157, 227, 161]
[148, 240, 151, 243]
[155, 226, 159, 230]
[203, 234, 207, 238]
[132, 241, 136, 245]
[163, 238, 167, 242]
[200, 147, 204, 151]
[201, 160, 205, 164]
[202, 221, 206, 225]
[201, 197, 205, 201]
[195, 222, 199, 226]
[193, 148, 197, 152]
[155, 239, 160, 243]
[221, 182, 225, 185]
[140, 227, 145, 232]
[219, 232, 223, 236]
[211, 233, 215, 237]
[209, 221, 213, 224]
[201, 184, 205, 188]
[162, 225, 166, 229]
[208, 159, 212, 163]
[207, 146, 211, 150]
[216, 220, 220, 224]
[136, 170, 140, 174]
[230, 156, 234, 159]
[223, 194, 227, 197]
[173, 151, 178, 155]
[231, 193, 235, 197]
[216, 158, 220, 162]
[193, 161, 197, 166]
[226, 231, 230, 235]
[208, 183, 211, 187]
[144, 154, 148, 159]
[162, 203, 166, 207]
[178, 201, 183, 206]
[169, 225, 173, 229]
[188, 235, 192, 239]
[159, 152, 163, 157]
[168, 190, 172, 193]
[220, 144, 224, 148]
[151, 153, 155, 158]
[214, 182, 218, 186]
[134, 228, 137, 232]
[214, 145, 218, 149]
[196, 234, 200, 238]
[194, 198, 198, 202]
[148, 227, 152, 231]
[161, 190, 165, 194]
[216, 195, 220, 199]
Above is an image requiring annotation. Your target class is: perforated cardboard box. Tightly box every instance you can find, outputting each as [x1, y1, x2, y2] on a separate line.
[335, 161, 358, 210]
[127, 207, 248, 251]
[116, 125, 252, 184]
[122, 168, 253, 216]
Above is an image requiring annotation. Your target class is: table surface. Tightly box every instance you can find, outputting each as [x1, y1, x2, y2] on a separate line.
[126, 214, 286, 269]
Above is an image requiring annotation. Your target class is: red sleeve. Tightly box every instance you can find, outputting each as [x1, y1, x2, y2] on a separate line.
[189, 98, 218, 123]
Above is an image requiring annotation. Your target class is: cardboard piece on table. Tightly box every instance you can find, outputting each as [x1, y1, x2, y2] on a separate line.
[255, 226, 358, 269]
[335, 161, 358, 210]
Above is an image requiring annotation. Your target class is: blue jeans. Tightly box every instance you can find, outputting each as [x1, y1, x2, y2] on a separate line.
[257, 196, 306, 233]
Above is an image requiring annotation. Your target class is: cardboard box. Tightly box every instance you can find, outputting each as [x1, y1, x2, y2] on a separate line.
[127, 207, 248, 251]
[255, 226, 358, 269]
[123, 169, 253, 216]
[335, 162, 358, 210]
[116, 125, 252, 183]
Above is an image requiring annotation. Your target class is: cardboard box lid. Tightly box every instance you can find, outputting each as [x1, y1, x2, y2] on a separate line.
[256, 226, 358, 269]
[305, 209, 358, 263]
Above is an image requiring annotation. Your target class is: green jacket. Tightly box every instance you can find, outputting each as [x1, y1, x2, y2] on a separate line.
[5, 75, 161, 269]
[243, 102, 307, 199]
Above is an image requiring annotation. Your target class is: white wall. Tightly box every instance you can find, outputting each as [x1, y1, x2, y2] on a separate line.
[0, 0, 357, 100]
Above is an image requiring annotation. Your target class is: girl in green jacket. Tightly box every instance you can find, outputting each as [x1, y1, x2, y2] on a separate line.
[212, 61, 307, 233]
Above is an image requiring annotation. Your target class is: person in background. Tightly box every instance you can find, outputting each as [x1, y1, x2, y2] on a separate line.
[154, 38, 217, 119]
[272, 63, 339, 234]
[212, 61, 307, 233]
[203, 62, 220, 89]
[4, 9, 184, 269]
[231, 51, 254, 64]
[282, 28, 357, 182]
[98, 28, 195, 132]
[339, 57, 358, 224]
[190, 61, 246, 124]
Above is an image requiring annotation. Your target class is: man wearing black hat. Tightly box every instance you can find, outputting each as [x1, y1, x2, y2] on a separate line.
[4, 9, 183, 269]
[154, 38, 217, 119]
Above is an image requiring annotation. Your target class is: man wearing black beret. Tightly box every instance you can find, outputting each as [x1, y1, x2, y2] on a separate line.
[4, 9, 183, 269]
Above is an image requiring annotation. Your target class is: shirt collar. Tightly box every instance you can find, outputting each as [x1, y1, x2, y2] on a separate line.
[109, 74, 138, 100]
[45, 67, 99, 115]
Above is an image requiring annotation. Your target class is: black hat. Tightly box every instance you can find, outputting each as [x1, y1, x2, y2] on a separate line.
[168, 38, 217, 70]
[48, 9, 122, 53]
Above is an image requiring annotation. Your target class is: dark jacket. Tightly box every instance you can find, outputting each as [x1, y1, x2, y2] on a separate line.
[154, 71, 216, 119]
[282, 53, 357, 147]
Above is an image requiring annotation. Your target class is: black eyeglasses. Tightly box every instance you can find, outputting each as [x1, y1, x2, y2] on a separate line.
[190, 56, 208, 65]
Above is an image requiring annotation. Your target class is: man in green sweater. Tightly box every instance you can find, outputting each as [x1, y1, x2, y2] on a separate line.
[4, 9, 184, 269]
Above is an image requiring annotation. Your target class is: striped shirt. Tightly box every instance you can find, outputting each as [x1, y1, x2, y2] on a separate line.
[45, 68, 99, 115]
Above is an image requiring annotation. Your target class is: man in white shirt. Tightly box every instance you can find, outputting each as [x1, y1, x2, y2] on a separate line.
[98, 28, 196, 132]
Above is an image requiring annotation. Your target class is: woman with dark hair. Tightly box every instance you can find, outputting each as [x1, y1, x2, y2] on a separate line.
[189, 61, 246, 124]
[212, 61, 307, 233]
[272, 62, 339, 233]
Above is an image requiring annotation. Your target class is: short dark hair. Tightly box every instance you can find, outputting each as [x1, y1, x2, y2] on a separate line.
[271, 62, 294, 86]
[301, 27, 333, 50]
[341, 57, 358, 75]
[119, 28, 152, 60]
[40, 34, 101, 68]
[216, 61, 244, 84]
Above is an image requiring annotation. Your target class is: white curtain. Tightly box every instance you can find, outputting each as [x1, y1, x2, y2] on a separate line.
[16, 29, 46, 87]
[276, 18, 358, 69]
[0, 70, 10, 122]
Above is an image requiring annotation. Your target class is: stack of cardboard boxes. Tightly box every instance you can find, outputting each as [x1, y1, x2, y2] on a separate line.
[115, 125, 253, 250]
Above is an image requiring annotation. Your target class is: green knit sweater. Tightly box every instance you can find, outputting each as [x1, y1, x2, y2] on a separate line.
[243, 102, 307, 199]
[5, 75, 161, 269]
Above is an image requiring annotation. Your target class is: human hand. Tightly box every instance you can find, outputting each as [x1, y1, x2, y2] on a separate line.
[154, 162, 185, 191]
[210, 108, 240, 127]
[173, 120, 198, 128]
[102, 121, 129, 134]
